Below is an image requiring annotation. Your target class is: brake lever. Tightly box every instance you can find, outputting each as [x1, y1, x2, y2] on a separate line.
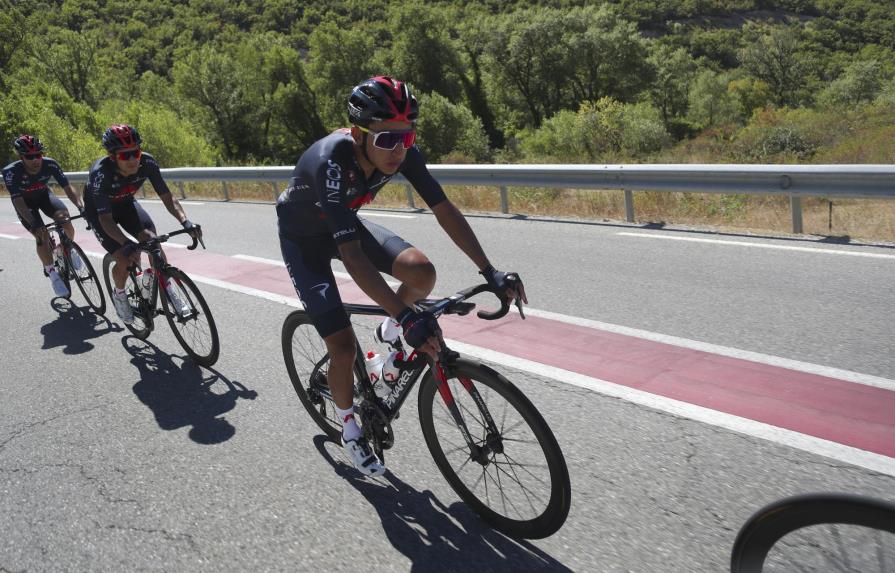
[515, 298, 526, 320]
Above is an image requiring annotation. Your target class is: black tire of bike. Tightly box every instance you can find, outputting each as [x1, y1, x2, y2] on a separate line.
[102, 253, 153, 339]
[730, 492, 895, 573]
[68, 242, 106, 314]
[159, 267, 220, 367]
[417, 358, 571, 539]
[282, 310, 348, 442]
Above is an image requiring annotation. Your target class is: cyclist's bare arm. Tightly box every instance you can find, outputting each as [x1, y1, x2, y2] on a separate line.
[431, 200, 527, 304]
[62, 184, 83, 211]
[338, 241, 408, 318]
[98, 212, 135, 247]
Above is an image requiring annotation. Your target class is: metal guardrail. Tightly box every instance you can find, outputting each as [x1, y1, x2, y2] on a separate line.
[61, 164, 895, 234]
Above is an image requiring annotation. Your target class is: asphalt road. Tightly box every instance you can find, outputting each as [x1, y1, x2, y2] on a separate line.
[1, 199, 893, 572]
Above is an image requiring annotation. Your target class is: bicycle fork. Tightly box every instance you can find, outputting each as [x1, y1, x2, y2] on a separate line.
[433, 358, 504, 466]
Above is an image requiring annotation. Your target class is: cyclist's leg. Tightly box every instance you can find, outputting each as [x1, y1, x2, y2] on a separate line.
[280, 233, 355, 406]
[358, 218, 435, 305]
[46, 194, 74, 241]
[17, 199, 52, 267]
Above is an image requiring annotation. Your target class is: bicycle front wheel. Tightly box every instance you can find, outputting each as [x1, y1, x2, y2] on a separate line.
[68, 242, 105, 314]
[102, 254, 153, 338]
[418, 358, 571, 539]
[282, 310, 362, 442]
[731, 493, 895, 573]
[159, 267, 219, 367]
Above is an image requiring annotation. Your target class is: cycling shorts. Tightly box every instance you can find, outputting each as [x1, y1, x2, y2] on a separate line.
[279, 217, 412, 338]
[86, 200, 157, 253]
[16, 192, 67, 233]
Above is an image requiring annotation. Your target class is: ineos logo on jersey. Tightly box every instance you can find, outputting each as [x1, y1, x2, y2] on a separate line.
[325, 159, 341, 204]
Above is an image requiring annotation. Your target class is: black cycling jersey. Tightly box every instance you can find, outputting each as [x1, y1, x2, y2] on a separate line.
[276, 130, 447, 243]
[2, 158, 70, 201]
[84, 152, 171, 216]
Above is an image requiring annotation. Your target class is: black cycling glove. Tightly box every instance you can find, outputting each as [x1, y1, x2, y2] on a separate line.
[480, 264, 523, 295]
[396, 308, 439, 350]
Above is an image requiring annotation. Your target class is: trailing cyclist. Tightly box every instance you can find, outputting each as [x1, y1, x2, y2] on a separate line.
[2, 135, 84, 298]
[276, 76, 526, 476]
[83, 124, 202, 324]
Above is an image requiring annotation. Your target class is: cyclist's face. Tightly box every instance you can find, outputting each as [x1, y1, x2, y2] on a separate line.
[359, 120, 413, 175]
[112, 147, 141, 176]
[20, 154, 43, 174]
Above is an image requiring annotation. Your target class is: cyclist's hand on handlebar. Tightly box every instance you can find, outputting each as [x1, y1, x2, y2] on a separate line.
[397, 308, 441, 357]
[119, 241, 141, 264]
[182, 219, 202, 238]
[480, 265, 528, 306]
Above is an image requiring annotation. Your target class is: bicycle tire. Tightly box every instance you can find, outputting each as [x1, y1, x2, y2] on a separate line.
[731, 493, 895, 573]
[159, 267, 220, 367]
[282, 310, 344, 441]
[418, 358, 571, 539]
[102, 254, 153, 339]
[68, 242, 106, 314]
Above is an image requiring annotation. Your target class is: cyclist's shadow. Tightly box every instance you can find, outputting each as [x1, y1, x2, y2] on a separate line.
[41, 298, 122, 354]
[122, 336, 258, 444]
[313, 435, 572, 572]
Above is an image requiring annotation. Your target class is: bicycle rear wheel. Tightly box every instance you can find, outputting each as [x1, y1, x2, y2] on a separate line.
[68, 242, 105, 314]
[282, 310, 369, 442]
[102, 254, 153, 338]
[418, 358, 571, 539]
[731, 493, 895, 572]
[159, 267, 219, 367]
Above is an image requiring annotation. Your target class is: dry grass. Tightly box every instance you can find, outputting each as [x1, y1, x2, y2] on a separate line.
[7, 181, 893, 242]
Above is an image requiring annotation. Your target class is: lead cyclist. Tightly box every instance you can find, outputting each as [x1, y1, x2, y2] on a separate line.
[276, 76, 527, 476]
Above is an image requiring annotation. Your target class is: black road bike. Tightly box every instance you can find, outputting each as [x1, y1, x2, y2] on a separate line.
[282, 283, 572, 539]
[102, 227, 220, 367]
[44, 213, 106, 314]
[731, 492, 895, 572]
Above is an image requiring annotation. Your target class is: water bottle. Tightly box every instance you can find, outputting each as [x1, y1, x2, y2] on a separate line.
[379, 350, 405, 385]
[364, 351, 391, 399]
[137, 269, 153, 299]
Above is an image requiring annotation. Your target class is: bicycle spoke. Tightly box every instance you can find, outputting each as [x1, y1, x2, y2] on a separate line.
[501, 451, 552, 487]
[491, 461, 536, 517]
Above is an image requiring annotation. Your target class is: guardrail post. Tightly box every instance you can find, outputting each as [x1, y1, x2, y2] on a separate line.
[405, 184, 415, 209]
[499, 186, 509, 214]
[271, 181, 279, 201]
[222, 181, 230, 201]
[790, 195, 803, 234]
[624, 189, 635, 223]
[177, 182, 186, 200]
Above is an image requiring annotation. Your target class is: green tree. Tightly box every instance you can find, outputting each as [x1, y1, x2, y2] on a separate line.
[647, 44, 697, 129]
[415, 92, 490, 163]
[739, 25, 809, 107]
[688, 69, 738, 128]
[818, 59, 887, 106]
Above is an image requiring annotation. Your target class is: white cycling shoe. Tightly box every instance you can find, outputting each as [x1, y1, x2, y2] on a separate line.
[342, 436, 386, 477]
[48, 270, 70, 298]
[112, 290, 134, 324]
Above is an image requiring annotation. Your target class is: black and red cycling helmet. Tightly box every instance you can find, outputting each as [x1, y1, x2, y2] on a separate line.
[348, 76, 419, 127]
[102, 124, 142, 152]
[13, 134, 46, 155]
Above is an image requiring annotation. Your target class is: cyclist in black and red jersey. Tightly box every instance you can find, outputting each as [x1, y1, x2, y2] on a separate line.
[2, 135, 84, 298]
[277, 76, 527, 475]
[83, 124, 202, 324]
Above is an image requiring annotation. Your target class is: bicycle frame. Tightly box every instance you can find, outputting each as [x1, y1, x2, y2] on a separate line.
[342, 283, 522, 459]
[125, 228, 202, 318]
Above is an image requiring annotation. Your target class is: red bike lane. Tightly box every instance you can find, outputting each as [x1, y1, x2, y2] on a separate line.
[5, 221, 894, 460]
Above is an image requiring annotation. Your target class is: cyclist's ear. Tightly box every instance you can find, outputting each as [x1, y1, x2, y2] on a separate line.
[349, 126, 363, 146]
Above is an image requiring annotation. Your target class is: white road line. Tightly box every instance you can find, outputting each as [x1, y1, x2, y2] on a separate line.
[0, 233, 22, 239]
[446, 340, 895, 477]
[359, 211, 416, 219]
[164, 242, 187, 249]
[618, 232, 895, 259]
[232, 254, 401, 286]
